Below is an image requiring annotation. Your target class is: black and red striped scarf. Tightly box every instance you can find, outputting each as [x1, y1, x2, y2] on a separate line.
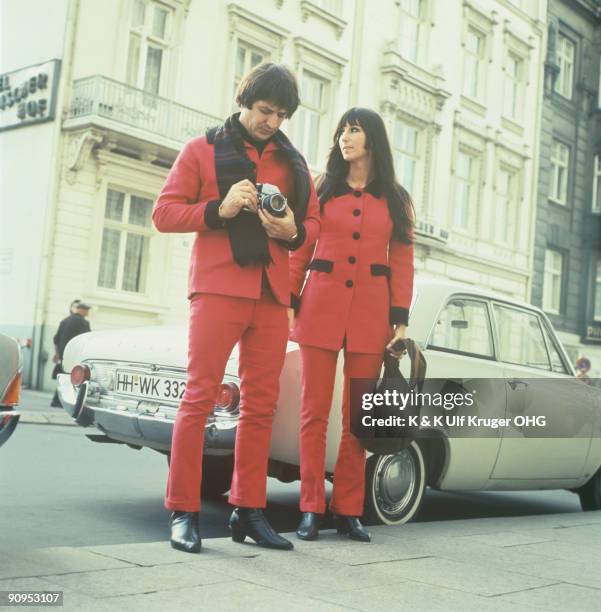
[206, 113, 310, 267]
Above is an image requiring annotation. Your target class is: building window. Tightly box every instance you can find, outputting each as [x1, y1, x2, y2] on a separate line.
[429, 298, 493, 358]
[595, 260, 601, 320]
[593, 155, 601, 214]
[549, 140, 570, 205]
[393, 118, 419, 197]
[295, 71, 327, 167]
[398, 0, 422, 64]
[543, 249, 563, 314]
[97, 189, 153, 293]
[554, 34, 575, 100]
[463, 28, 484, 100]
[494, 168, 516, 244]
[126, 0, 172, 95]
[315, 0, 342, 14]
[503, 53, 522, 121]
[232, 42, 266, 110]
[452, 151, 476, 231]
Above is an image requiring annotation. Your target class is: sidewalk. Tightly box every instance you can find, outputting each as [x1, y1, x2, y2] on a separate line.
[16, 388, 75, 426]
[2, 511, 601, 611]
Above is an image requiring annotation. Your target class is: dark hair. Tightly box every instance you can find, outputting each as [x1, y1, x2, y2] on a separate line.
[235, 63, 300, 118]
[317, 107, 414, 244]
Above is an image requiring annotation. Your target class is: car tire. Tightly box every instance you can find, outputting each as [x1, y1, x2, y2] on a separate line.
[578, 469, 601, 511]
[166, 453, 234, 499]
[363, 441, 427, 525]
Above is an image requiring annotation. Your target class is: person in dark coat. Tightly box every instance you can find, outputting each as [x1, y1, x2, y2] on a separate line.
[50, 301, 92, 407]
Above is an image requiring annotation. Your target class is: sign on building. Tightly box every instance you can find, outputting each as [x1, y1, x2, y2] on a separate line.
[0, 59, 61, 132]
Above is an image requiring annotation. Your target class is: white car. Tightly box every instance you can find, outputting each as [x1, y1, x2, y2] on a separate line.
[58, 278, 601, 524]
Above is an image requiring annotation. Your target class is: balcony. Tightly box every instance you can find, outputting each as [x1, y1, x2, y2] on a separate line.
[63, 76, 222, 156]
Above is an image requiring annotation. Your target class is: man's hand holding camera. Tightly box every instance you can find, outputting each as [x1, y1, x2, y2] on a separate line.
[258, 205, 297, 241]
[218, 179, 258, 219]
[219, 179, 297, 241]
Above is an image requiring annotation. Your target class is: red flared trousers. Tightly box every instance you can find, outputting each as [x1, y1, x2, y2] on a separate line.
[165, 292, 288, 512]
[299, 345, 383, 516]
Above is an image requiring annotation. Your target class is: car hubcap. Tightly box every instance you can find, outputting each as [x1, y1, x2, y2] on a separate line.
[375, 451, 417, 517]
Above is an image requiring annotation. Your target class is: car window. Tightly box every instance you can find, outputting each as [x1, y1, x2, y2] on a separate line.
[541, 322, 568, 374]
[429, 298, 493, 358]
[493, 304, 551, 371]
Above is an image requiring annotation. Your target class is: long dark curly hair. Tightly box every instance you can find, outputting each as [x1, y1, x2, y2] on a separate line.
[317, 107, 414, 244]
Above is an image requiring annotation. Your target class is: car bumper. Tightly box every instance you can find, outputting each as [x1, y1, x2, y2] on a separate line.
[56, 374, 237, 454]
[0, 409, 20, 448]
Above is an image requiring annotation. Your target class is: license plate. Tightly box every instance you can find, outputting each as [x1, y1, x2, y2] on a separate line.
[115, 370, 186, 402]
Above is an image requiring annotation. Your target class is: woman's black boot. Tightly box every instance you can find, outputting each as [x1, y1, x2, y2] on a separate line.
[229, 507, 294, 550]
[334, 515, 371, 542]
[169, 511, 201, 553]
[296, 512, 322, 541]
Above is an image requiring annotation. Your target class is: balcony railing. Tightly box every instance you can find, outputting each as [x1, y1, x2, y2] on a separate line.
[67, 76, 222, 145]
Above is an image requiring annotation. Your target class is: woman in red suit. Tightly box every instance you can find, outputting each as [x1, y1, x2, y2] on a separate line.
[289, 107, 415, 542]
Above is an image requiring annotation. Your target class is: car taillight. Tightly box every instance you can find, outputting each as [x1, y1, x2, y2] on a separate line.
[215, 382, 240, 413]
[70, 364, 91, 386]
[1, 372, 21, 406]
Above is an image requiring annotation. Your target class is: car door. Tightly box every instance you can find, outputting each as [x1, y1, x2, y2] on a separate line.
[423, 295, 506, 488]
[490, 303, 593, 480]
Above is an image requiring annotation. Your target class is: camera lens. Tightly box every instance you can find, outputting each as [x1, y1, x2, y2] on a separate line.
[268, 194, 286, 213]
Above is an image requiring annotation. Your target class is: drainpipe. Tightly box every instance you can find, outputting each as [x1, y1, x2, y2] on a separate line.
[31, 0, 80, 389]
[348, 0, 365, 106]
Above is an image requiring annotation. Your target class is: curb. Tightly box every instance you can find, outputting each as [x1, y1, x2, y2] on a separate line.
[18, 412, 76, 426]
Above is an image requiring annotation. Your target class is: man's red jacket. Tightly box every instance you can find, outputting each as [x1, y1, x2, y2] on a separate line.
[153, 135, 320, 307]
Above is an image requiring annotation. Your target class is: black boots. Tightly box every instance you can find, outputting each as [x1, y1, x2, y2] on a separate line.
[334, 515, 371, 542]
[296, 512, 322, 540]
[169, 511, 201, 553]
[229, 507, 294, 550]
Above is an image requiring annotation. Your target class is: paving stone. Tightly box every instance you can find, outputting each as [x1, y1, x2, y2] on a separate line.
[186, 551, 392, 597]
[455, 530, 554, 547]
[45, 563, 232, 598]
[0, 548, 132, 580]
[369, 555, 558, 597]
[495, 556, 601, 591]
[288, 530, 432, 566]
[314, 581, 543, 612]
[83, 540, 252, 567]
[496, 582, 601, 611]
[94, 580, 351, 612]
[508, 539, 601, 565]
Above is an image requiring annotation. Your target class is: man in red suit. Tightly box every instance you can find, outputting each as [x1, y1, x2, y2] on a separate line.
[153, 63, 320, 553]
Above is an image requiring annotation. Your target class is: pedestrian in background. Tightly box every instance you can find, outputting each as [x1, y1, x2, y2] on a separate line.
[289, 107, 415, 542]
[576, 357, 592, 385]
[50, 301, 92, 407]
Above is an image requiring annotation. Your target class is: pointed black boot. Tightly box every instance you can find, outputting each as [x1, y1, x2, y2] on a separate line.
[229, 507, 294, 550]
[169, 511, 201, 553]
[296, 512, 322, 541]
[334, 515, 371, 542]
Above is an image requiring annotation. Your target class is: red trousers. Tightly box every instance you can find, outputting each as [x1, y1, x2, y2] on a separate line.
[165, 292, 288, 512]
[299, 345, 383, 516]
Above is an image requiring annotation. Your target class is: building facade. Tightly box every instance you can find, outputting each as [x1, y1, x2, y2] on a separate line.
[1, 0, 549, 390]
[532, 0, 601, 377]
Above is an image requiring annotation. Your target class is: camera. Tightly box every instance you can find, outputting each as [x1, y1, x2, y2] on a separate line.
[256, 183, 287, 218]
